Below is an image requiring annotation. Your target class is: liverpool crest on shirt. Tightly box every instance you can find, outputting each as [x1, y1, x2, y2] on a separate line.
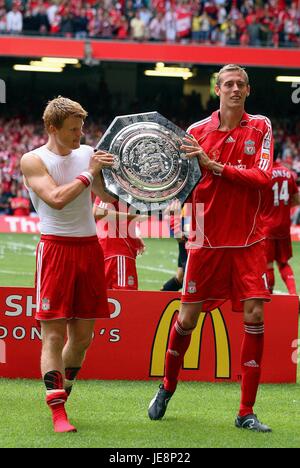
[209, 149, 220, 160]
[187, 281, 197, 294]
[42, 298, 50, 311]
[128, 276, 135, 286]
[244, 139, 256, 155]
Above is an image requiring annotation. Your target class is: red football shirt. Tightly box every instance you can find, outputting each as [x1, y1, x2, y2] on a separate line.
[10, 197, 30, 216]
[187, 111, 274, 248]
[261, 161, 298, 239]
[95, 197, 143, 259]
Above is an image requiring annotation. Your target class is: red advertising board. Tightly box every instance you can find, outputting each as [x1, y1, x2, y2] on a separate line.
[1, 36, 300, 68]
[1, 216, 300, 241]
[0, 215, 171, 238]
[0, 288, 298, 383]
[0, 216, 40, 234]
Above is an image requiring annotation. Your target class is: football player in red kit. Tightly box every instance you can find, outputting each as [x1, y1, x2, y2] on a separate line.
[21, 97, 114, 433]
[94, 198, 145, 290]
[261, 155, 300, 294]
[148, 64, 273, 432]
[160, 202, 189, 291]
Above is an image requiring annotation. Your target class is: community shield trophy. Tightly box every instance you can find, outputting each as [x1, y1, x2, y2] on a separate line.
[95, 112, 201, 213]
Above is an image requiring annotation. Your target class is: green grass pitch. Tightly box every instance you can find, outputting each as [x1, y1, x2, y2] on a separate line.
[1, 233, 300, 292]
[0, 233, 299, 448]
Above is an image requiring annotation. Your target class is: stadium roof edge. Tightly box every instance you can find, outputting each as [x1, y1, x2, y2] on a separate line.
[1, 36, 300, 68]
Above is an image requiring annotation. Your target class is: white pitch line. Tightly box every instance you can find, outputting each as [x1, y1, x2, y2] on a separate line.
[5, 242, 36, 251]
[140, 279, 166, 284]
[138, 265, 174, 274]
[0, 269, 32, 276]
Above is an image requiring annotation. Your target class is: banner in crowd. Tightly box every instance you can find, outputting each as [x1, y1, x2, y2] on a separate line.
[0, 215, 171, 238]
[1, 216, 299, 241]
[0, 216, 41, 234]
[0, 288, 298, 382]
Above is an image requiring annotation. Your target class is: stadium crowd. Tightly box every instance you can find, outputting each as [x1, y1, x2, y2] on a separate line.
[0, 113, 300, 214]
[0, 0, 299, 47]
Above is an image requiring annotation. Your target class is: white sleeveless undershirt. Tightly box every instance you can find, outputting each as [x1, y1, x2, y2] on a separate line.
[27, 144, 97, 236]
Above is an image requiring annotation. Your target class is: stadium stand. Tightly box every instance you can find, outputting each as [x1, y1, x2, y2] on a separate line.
[0, 0, 299, 48]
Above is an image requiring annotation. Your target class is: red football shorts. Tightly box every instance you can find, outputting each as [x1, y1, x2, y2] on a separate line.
[104, 256, 138, 290]
[35, 235, 109, 321]
[182, 241, 270, 312]
[265, 237, 292, 264]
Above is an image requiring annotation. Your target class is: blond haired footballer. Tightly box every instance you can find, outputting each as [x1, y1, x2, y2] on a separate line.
[21, 97, 114, 433]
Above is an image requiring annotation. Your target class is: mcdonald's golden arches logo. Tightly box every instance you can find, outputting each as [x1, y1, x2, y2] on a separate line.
[149, 299, 231, 378]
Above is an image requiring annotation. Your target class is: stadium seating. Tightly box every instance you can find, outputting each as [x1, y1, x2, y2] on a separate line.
[0, 0, 299, 48]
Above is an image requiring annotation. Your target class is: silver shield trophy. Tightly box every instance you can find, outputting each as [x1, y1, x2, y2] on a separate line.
[95, 112, 201, 212]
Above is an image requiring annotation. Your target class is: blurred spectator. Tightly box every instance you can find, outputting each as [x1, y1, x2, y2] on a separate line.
[49, 12, 61, 34]
[60, 8, 74, 37]
[6, 4, 22, 33]
[225, 18, 239, 44]
[0, 186, 11, 214]
[198, 11, 211, 42]
[125, 0, 136, 32]
[247, 14, 262, 46]
[191, 11, 201, 42]
[46, 0, 58, 26]
[139, 5, 152, 29]
[116, 14, 129, 38]
[130, 10, 146, 40]
[0, 8, 6, 32]
[35, 4, 51, 35]
[73, 8, 89, 38]
[99, 11, 113, 38]
[175, 1, 192, 42]
[165, 5, 176, 41]
[217, 2, 227, 25]
[23, 8, 39, 34]
[149, 12, 166, 41]
[10, 188, 30, 216]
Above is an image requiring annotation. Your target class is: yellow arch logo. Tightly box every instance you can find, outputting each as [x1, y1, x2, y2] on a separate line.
[149, 299, 231, 379]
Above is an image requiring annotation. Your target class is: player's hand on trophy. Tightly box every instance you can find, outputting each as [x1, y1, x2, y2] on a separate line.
[181, 135, 211, 169]
[89, 150, 115, 175]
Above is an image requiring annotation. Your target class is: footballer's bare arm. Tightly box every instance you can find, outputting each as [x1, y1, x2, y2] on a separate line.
[21, 152, 90, 210]
[21, 150, 115, 210]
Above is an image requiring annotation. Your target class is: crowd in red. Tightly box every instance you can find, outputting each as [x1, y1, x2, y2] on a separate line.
[0, 115, 299, 215]
[1, 0, 300, 47]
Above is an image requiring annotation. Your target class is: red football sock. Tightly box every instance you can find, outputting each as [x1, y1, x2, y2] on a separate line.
[64, 367, 81, 396]
[46, 390, 77, 433]
[239, 322, 264, 417]
[266, 267, 275, 293]
[278, 263, 297, 295]
[43, 370, 77, 433]
[163, 318, 194, 393]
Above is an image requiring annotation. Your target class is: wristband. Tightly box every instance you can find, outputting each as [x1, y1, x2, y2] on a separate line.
[76, 171, 94, 187]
